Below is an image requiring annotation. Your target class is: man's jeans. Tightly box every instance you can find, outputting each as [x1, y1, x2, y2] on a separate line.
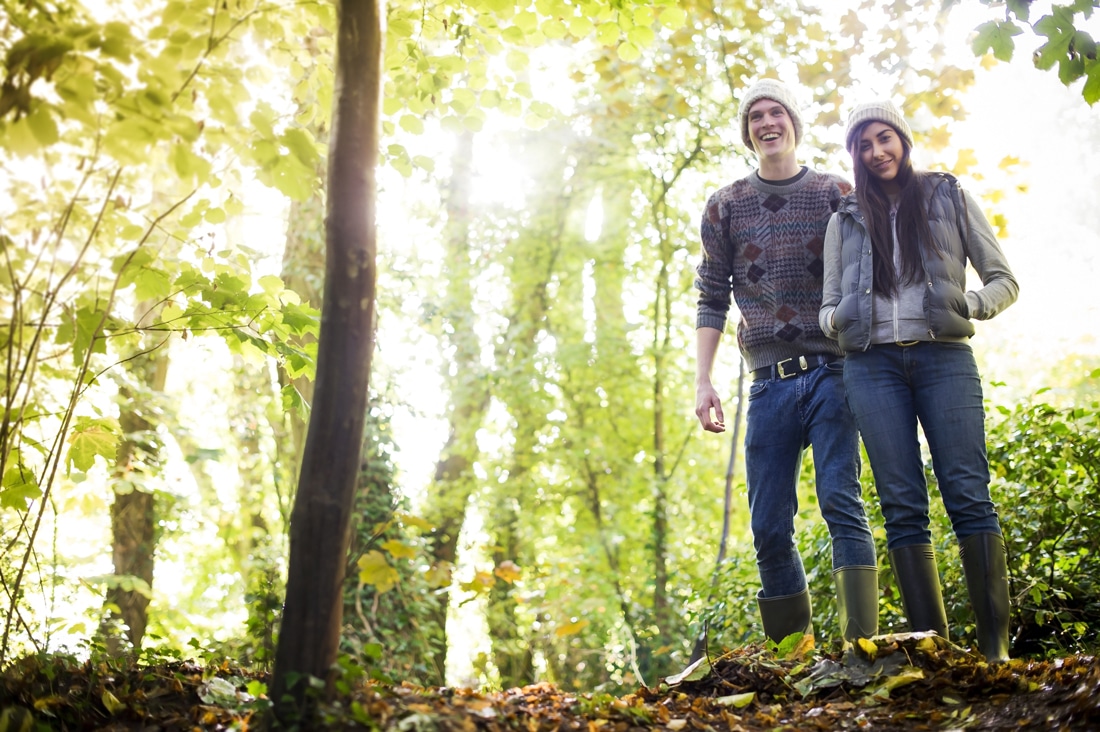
[843, 342, 1002, 551]
[746, 361, 876, 598]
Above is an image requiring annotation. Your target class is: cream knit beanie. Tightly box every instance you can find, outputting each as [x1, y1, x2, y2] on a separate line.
[844, 100, 914, 151]
[738, 79, 804, 150]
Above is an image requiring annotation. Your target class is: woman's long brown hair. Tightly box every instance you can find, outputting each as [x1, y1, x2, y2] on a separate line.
[850, 122, 937, 297]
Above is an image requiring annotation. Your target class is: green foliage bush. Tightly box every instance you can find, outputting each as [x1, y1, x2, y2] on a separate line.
[985, 379, 1100, 657]
[689, 374, 1100, 660]
[340, 407, 444, 685]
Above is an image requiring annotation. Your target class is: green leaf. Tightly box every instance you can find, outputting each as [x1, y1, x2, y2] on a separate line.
[2, 117, 42, 157]
[73, 306, 109, 365]
[568, 15, 595, 37]
[659, 6, 687, 30]
[171, 144, 212, 183]
[132, 267, 171, 302]
[541, 19, 568, 40]
[282, 127, 319, 168]
[596, 22, 620, 45]
[26, 104, 60, 146]
[616, 41, 641, 62]
[627, 25, 656, 47]
[398, 114, 424, 134]
[67, 418, 120, 472]
[1007, 0, 1031, 22]
[506, 50, 529, 71]
[972, 20, 1022, 62]
[514, 10, 538, 32]
[1033, 10, 1076, 70]
[1, 467, 42, 510]
[1084, 59, 1100, 104]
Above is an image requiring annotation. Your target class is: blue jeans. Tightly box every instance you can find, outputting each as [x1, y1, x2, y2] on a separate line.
[746, 361, 876, 598]
[843, 342, 1002, 551]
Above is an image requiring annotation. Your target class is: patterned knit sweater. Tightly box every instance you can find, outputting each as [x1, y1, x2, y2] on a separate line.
[695, 168, 852, 372]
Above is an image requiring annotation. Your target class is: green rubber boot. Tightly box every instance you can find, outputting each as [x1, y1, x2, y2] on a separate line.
[757, 588, 813, 644]
[889, 544, 949, 638]
[834, 565, 879, 641]
[960, 533, 1011, 662]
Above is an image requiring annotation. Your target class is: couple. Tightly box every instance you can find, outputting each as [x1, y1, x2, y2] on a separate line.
[694, 79, 1018, 662]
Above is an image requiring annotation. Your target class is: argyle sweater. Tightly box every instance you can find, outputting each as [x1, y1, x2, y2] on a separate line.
[695, 168, 852, 372]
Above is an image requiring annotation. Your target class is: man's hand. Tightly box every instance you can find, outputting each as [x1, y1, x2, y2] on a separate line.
[695, 383, 726, 433]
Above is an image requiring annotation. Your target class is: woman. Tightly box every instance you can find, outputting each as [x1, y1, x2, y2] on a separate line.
[819, 100, 1018, 662]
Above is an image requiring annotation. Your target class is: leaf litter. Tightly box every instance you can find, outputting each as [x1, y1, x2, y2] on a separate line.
[1, 633, 1099, 729]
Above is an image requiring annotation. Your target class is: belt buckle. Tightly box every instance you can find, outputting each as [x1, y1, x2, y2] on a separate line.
[776, 355, 808, 379]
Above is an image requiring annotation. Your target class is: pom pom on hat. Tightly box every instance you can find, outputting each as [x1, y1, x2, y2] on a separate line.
[738, 79, 804, 150]
[845, 100, 914, 151]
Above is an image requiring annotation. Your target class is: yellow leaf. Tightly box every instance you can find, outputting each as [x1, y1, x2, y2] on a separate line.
[460, 570, 496, 593]
[424, 561, 452, 588]
[715, 692, 755, 708]
[357, 550, 399, 593]
[102, 690, 126, 715]
[857, 636, 878, 659]
[881, 668, 924, 692]
[783, 632, 815, 660]
[33, 696, 63, 712]
[379, 539, 415, 560]
[555, 618, 589, 637]
[494, 560, 522, 583]
[980, 52, 999, 70]
[840, 10, 867, 42]
[0, 706, 35, 730]
[924, 125, 952, 152]
[998, 155, 1022, 171]
[953, 148, 979, 175]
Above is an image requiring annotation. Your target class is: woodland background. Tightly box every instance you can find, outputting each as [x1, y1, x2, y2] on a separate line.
[1, 0, 1099, 705]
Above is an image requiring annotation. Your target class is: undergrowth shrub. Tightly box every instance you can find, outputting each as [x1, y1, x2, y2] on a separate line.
[687, 374, 1100, 660]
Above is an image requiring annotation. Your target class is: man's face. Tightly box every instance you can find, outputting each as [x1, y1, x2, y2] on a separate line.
[747, 99, 796, 161]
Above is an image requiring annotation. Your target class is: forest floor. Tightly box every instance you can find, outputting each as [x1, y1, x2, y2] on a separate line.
[1, 633, 1098, 730]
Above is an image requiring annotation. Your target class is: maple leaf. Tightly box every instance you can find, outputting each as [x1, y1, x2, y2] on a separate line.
[494, 560, 521, 583]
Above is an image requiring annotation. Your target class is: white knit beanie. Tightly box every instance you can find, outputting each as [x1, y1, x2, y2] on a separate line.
[738, 79, 804, 150]
[844, 100, 915, 152]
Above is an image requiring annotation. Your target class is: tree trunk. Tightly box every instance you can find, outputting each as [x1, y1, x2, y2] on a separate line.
[420, 130, 489, 682]
[102, 316, 169, 655]
[269, 0, 382, 718]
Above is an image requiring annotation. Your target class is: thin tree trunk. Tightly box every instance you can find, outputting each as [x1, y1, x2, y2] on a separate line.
[689, 359, 746, 663]
[269, 0, 382, 718]
[102, 313, 169, 655]
[420, 130, 489, 682]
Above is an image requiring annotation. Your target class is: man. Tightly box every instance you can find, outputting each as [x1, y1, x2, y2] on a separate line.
[694, 79, 878, 644]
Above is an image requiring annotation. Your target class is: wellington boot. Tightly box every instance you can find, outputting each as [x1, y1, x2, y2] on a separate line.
[833, 565, 879, 641]
[960, 533, 1011, 662]
[757, 588, 813, 644]
[889, 544, 949, 638]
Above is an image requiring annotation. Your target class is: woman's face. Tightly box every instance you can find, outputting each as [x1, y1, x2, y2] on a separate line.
[857, 121, 905, 192]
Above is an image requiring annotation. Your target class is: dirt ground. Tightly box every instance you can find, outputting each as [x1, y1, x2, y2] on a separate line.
[1, 633, 1098, 730]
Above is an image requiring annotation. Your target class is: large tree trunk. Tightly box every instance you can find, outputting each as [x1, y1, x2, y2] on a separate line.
[269, 0, 382, 718]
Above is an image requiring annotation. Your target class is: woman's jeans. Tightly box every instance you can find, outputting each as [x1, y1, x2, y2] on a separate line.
[843, 342, 1002, 551]
[746, 361, 876, 598]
